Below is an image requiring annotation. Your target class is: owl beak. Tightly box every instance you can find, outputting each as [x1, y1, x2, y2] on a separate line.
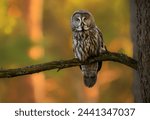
[80, 22, 89, 31]
[80, 22, 85, 31]
[81, 22, 84, 27]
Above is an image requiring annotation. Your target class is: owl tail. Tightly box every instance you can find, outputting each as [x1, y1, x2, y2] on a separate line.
[81, 62, 102, 88]
[84, 75, 97, 87]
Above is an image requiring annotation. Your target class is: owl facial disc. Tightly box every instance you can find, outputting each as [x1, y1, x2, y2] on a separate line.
[76, 16, 89, 31]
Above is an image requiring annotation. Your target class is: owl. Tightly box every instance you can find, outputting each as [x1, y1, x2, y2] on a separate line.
[71, 10, 107, 88]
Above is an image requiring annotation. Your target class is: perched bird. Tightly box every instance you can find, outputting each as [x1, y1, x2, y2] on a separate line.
[71, 10, 106, 87]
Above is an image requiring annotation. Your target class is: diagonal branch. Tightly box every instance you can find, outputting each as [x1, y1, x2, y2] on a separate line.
[0, 51, 137, 78]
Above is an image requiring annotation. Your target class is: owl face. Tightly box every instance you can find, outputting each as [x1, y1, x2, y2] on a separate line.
[71, 10, 95, 31]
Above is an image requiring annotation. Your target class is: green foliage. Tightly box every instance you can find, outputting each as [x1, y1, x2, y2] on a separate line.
[0, 35, 31, 66]
[0, 0, 17, 35]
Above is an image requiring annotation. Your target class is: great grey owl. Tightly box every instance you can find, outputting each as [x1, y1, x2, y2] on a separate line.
[71, 10, 106, 87]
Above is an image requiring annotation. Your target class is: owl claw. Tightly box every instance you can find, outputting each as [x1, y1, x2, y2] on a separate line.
[100, 46, 108, 54]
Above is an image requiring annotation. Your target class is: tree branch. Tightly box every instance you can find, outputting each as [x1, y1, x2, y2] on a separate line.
[0, 51, 137, 78]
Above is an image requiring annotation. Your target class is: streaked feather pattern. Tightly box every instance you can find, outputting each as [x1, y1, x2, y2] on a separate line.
[71, 10, 106, 87]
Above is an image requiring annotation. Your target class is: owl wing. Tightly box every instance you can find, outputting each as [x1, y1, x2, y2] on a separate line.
[96, 27, 107, 72]
[96, 27, 107, 53]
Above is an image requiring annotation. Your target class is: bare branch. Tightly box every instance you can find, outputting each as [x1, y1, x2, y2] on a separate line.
[0, 51, 137, 78]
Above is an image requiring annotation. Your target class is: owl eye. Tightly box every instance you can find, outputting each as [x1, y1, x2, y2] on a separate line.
[75, 17, 80, 22]
[84, 17, 87, 20]
[83, 17, 88, 21]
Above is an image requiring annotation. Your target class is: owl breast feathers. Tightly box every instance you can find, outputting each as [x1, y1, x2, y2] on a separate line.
[71, 10, 106, 87]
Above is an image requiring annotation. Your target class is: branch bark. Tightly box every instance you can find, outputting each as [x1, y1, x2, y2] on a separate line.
[0, 51, 137, 78]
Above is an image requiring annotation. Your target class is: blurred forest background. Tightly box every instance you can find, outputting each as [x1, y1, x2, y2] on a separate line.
[0, 0, 133, 102]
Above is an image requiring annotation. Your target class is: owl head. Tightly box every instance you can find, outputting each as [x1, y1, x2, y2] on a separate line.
[71, 10, 96, 32]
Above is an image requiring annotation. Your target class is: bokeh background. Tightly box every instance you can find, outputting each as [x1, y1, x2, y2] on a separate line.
[0, 0, 133, 102]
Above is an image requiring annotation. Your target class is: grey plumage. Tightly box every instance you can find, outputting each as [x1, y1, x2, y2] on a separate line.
[71, 10, 106, 87]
